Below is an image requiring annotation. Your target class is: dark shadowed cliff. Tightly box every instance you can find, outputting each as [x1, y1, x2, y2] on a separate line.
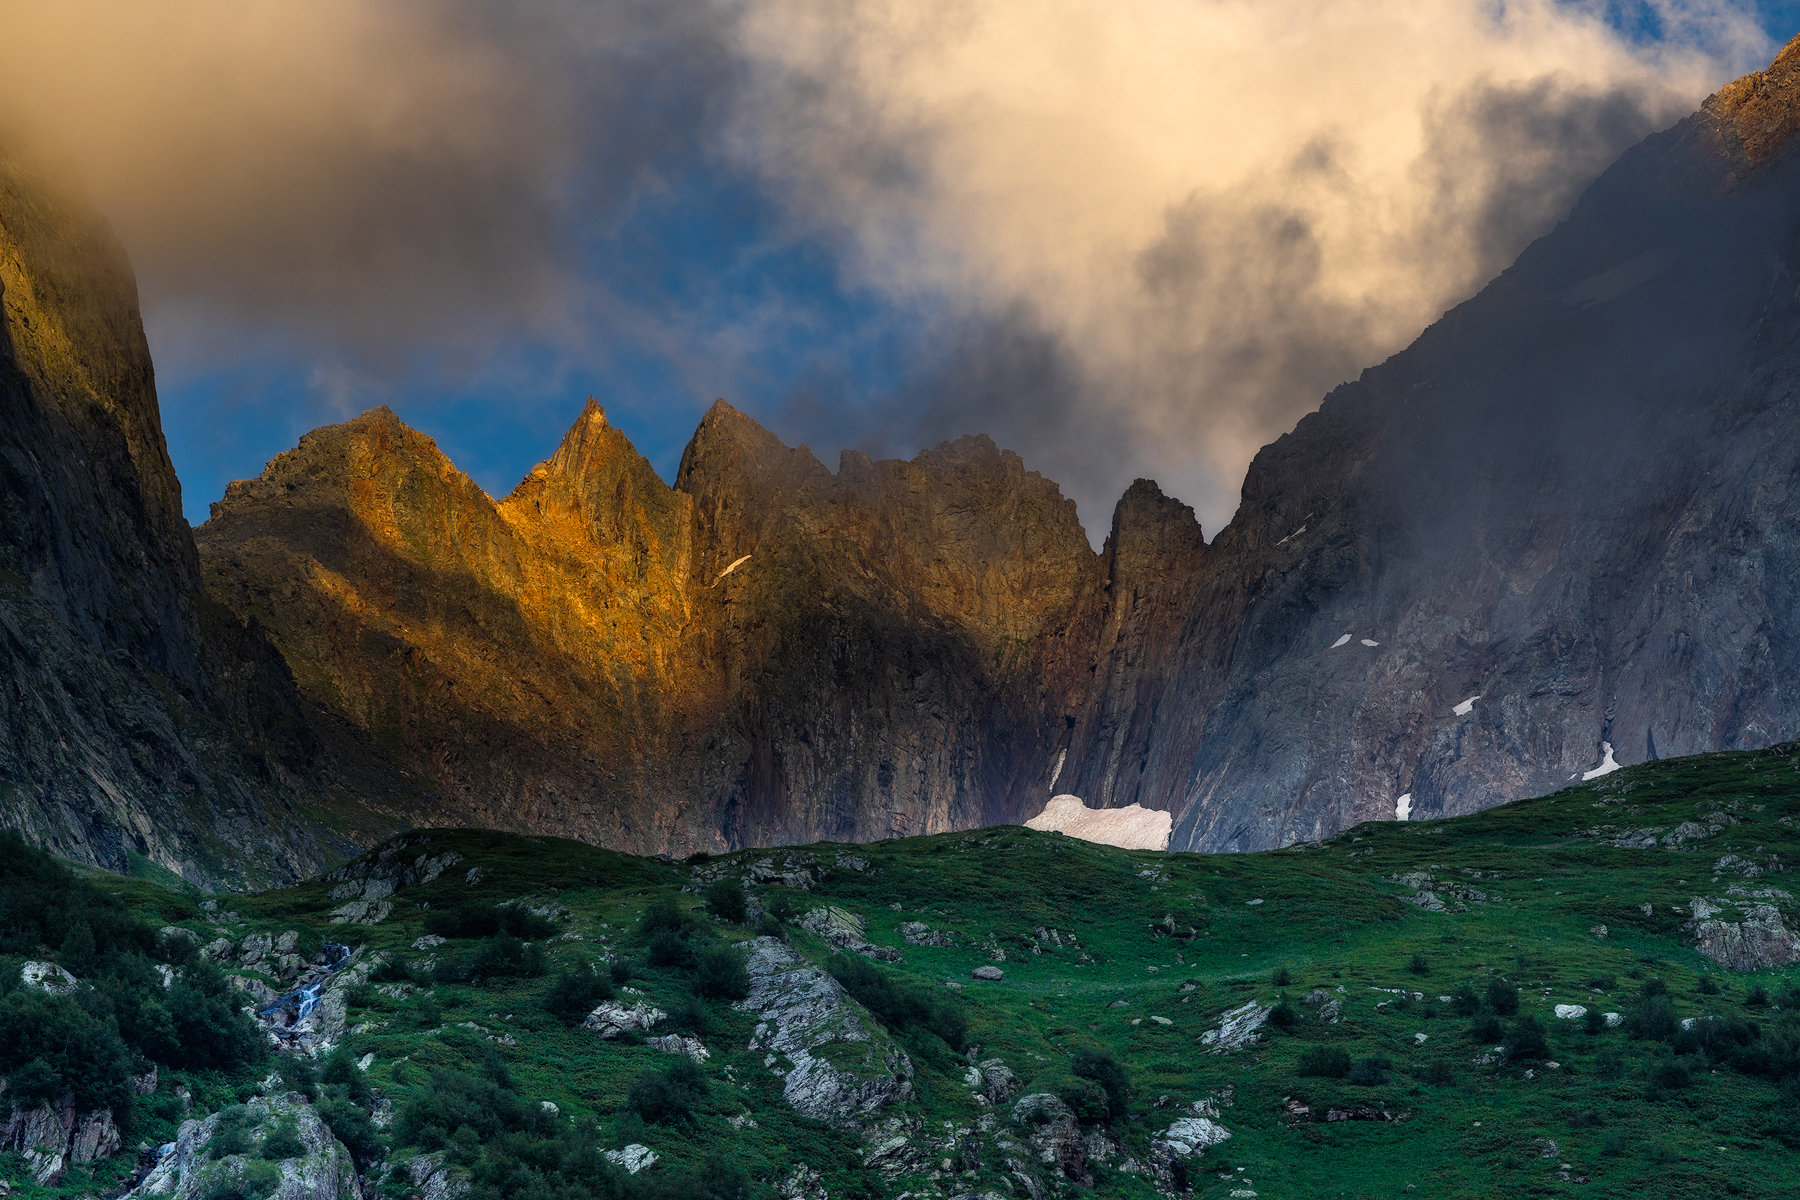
[0, 152, 420, 886]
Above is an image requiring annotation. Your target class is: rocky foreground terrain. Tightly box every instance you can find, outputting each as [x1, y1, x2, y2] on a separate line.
[193, 37, 1800, 860]
[8, 742, 1800, 1199]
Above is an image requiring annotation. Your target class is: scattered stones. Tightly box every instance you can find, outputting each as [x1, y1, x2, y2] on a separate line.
[898, 921, 958, 947]
[1554, 1005, 1588, 1020]
[971, 965, 1005, 981]
[1589, 925, 1608, 939]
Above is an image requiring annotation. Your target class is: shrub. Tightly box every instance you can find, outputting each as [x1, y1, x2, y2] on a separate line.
[1449, 983, 1481, 1016]
[826, 954, 968, 1050]
[1650, 1058, 1691, 1091]
[1408, 954, 1430, 976]
[647, 928, 696, 969]
[756, 913, 785, 939]
[1583, 1008, 1607, 1035]
[209, 1107, 259, 1158]
[1586, 974, 1617, 992]
[1271, 966, 1293, 987]
[200, 1158, 280, 1200]
[1348, 1055, 1391, 1086]
[370, 959, 415, 985]
[626, 1059, 706, 1125]
[1485, 981, 1519, 1015]
[1267, 999, 1300, 1031]
[318, 1047, 373, 1105]
[610, 959, 635, 986]
[1071, 1047, 1131, 1118]
[1296, 1047, 1351, 1078]
[1697, 975, 1722, 996]
[317, 1098, 382, 1169]
[1422, 1060, 1455, 1086]
[1470, 1013, 1503, 1043]
[1672, 1014, 1758, 1060]
[1641, 978, 1670, 999]
[1050, 1073, 1110, 1122]
[423, 903, 556, 942]
[693, 946, 750, 1001]
[1777, 982, 1800, 1009]
[1747, 984, 1771, 1007]
[1626, 996, 1679, 1042]
[544, 967, 614, 1024]
[467, 935, 547, 982]
[1504, 1016, 1549, 1062]
[703, 879, 748, 924]
[258, 1119, 305, 1161]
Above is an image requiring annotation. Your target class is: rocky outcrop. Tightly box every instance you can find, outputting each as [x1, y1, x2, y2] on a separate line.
[734, 936, 912, 1124]
[1693, 902, 1800, 970]
[1, 1090, 122, 1186]
[128, 1095, 359, 1200]
[0, 150, 419, 887]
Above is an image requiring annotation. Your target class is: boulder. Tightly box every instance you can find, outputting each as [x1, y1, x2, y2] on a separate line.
[583, 1001, 668, 1039]
[20, 961, 79, 995]
[644, 1034, 710, 1061]
[1694, 905, 1800, 970]
[1199, 1001, 1270, 1052]
[734, 936, 912, 1125]
[125, 1093, 359, 1200]
[602, 1145, 658, 1174]
[1156, 1116, 1231, 1157]
[971, 965, 1005, 981]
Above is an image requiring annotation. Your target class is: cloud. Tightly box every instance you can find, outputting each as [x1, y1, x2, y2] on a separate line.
[0, 0, 741, 352]
[0, 0, 1776, 538]
[729, 0, 1772, 535]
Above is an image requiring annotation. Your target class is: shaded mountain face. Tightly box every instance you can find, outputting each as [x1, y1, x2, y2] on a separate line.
[0, 153, 418, 886]
[196, 39, 1800, 856]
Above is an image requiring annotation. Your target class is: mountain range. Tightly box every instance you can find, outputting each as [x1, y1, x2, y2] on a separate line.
[10, 41, 1800, 880]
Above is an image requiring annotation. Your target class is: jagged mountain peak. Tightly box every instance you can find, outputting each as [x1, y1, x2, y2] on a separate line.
[1706, 31, 1800, 172]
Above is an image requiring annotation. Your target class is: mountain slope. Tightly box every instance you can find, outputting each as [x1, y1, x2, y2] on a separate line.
[1061, 37, 1800, 851]
[0, 151, 420, 887]
[22, 742, 1800, 1200]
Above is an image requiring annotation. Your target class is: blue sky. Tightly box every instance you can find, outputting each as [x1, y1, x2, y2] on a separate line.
[119, 0, 1800, 541]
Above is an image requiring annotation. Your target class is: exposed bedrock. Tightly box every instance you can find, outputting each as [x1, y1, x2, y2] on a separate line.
[29, 37, 1792, 858]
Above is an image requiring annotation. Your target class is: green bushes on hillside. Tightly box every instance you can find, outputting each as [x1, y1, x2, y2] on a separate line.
[825, 953, 967, 1052]
[424, 903, 557, 942]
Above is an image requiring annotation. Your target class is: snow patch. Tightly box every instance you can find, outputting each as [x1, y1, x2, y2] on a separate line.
[1582, 742, 1622, 781]
[1048, 748, 1067, 792]
[713, 554, 752, 583]
[1025, 794, 1171, 851]
[1453, 695, 1481, 716]
[1360, 639, 1379, 647]
[1394, 794, 1413, 822]
[1330, 634, 1352, 649]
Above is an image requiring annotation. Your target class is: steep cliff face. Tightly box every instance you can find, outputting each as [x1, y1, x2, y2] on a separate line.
[0, 152, 414, 886]
[198, 399, 1100, 852]
[1066, 38, 1800, 851]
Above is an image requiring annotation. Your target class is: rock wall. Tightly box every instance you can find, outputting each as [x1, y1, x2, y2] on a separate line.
[0, 150, 421, 886]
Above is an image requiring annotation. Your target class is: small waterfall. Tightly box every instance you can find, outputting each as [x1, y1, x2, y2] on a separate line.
[258, 943, 353, 1041]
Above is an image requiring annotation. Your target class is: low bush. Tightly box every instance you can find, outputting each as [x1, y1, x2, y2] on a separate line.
[1697, 975, 1722, 996]
[1422, 1060, 1455, 1086]
[1470, 1013, 1503, 1043]
[1408, 954, 1430, 976]
[1296, 1047, 1351, 1078]
[545, 966, 614, 1024]
[210, 1106, 257, 1158]
[1070, 1047, 1131, 1118]
[625, 1059, 706, 1125]
[703, 879, 748, 924]
[1626, 996, 1678, 1042]
[423, 903, 557, 942]
[1449, 983, 1481, 1016]
[826, 954, 968, 1050]
[199, 1158, 280, 1200]
[258, 1119, 305, 1161]
[1504, 1016, 1549, 1062]
[466, 935, 547, 983]
[1649, 1058, 1692, 1092]
[1747, 984, 1771, 1007]
[1267, 999, 1300, 1031]
[693, 946, 750, 1001]
[1485, 981, 1519, 1015]
[1272, 966, 1293, 987]
[1347, 1055, 1391, 1086]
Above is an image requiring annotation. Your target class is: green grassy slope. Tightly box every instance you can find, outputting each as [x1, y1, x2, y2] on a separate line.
[12, 743, 1800, 1200]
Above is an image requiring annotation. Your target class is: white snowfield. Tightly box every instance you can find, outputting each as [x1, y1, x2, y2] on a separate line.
[1330, 633, 1352, 648]
[1582, 742, 1622, 781]
[1453, 695, 1481, 716]
[1025, 794, 1172, 851]
[1394, 794, 1413, 821]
